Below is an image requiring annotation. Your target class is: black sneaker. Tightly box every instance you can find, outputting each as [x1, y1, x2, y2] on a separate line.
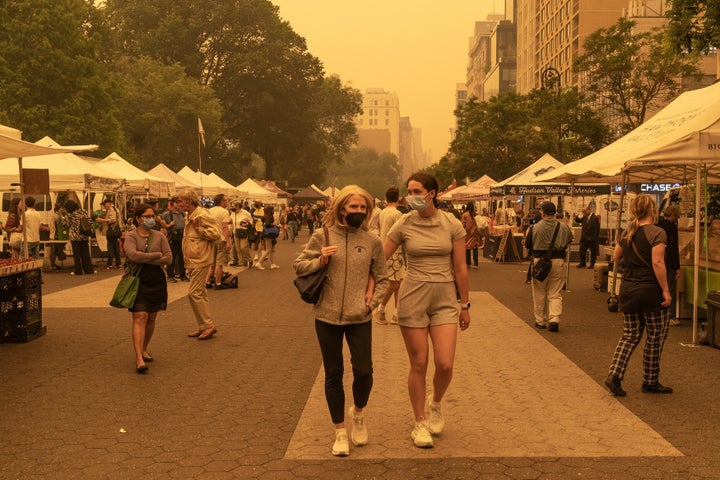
[548, 322, 559, 332]
[167, 277, 177, 283]
[213, 283, 228, 290]
[642, 382, 673, 394]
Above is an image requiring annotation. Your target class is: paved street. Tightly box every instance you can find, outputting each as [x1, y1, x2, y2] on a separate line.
[2, 229, 720, 479]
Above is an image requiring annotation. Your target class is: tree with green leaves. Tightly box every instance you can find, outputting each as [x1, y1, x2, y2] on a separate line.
[112, 57, 224, 172]
[0, 0, 124, 152]
[441, 88, 607, 183]
[329, 148, 400, 199]
[100, 0, 360, 185]
[574, 18, 702, 135]
[666, 0, 720, 53]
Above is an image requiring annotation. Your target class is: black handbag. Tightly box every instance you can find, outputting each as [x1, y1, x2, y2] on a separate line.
[531, 223, 560, 282]
[294, 227, 330, 304]
[79, 216, 94, 237]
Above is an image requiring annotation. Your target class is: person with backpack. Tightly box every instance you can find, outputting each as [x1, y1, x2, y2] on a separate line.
[97, 198, 123, 270]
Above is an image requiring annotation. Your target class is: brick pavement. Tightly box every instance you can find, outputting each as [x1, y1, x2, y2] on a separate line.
[1, 229, 720, 479]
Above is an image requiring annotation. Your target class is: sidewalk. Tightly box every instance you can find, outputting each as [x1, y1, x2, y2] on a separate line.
[1, 230, 720, 479]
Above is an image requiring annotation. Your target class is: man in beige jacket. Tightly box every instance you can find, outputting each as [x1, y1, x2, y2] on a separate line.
[176, 189, 221, 340]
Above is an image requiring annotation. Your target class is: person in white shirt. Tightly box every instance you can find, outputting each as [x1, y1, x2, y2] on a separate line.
[229, 201, 254, 270]
[205, 194, 232, 289]
[23, 196, 43, 259]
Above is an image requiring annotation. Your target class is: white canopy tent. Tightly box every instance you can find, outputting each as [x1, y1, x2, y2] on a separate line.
[177, 166, 239, 197]
[533, 81, 720, 344]
[237, 178, 277, 202]
[452, 174, 497, 201]
[97, 152, 176, 197]
[147, 163, 202, 193]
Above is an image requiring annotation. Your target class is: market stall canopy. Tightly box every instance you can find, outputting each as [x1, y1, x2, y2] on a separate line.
[148, 163, 201, 193]
[257, 180, 290, 199]
[493, 153, 610, 195]
[237, 178, 277, 201]
[96, 152, 176, 197]
[438, 183, 463, 201]
[0, 152, 122, 191]
[293, 184, 329, 203]
[0, 132, 98, 159]
[323, 186, 341, 198]
[452, 174, 497, 201]
[177, 166, 239, 197]
[533, 81, 720, 184]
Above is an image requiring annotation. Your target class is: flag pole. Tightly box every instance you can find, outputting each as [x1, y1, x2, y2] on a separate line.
[198, 117, 205, 196]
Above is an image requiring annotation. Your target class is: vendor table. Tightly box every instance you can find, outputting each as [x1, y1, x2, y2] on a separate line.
[0, 260, 45, 342]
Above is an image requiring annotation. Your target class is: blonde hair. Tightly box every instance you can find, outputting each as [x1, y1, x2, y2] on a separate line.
[624, 194, 657, 244]
[177, 188, 199, 206]
[323, 185, 374, 229]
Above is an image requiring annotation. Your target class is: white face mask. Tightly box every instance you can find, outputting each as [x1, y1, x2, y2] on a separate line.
[406, 195, 429, 211]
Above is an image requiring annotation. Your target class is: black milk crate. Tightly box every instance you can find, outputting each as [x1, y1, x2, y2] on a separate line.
[0, 292, 42, 320]
[0, 319, 45, 343]
[0, 268, 42, 296]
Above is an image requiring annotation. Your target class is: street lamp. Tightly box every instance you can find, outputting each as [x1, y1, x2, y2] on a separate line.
[541, 67, 565, 162]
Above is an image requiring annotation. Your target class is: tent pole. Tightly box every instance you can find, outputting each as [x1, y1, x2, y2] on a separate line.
[609, 171, 628, 298]
[691, 166, 702, 344]
[17, 156, 29, 259]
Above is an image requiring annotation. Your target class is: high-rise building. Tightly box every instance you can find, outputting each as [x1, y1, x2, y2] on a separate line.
[515, 0, 628, 94]
[354, 88, 401, 157]
[399, 117, 416, 180]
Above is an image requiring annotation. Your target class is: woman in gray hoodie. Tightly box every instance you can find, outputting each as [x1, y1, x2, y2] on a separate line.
[294, 185, 389, 457]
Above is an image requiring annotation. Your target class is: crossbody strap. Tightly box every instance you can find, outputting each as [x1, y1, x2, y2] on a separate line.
[545, 223, 561, 259]
[629, 228, 652, 268]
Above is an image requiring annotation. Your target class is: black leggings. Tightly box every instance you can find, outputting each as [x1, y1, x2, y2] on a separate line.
[315, 320, 373, 424]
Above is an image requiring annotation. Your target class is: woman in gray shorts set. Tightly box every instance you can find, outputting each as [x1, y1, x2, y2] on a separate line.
[384, 172, 471, 448]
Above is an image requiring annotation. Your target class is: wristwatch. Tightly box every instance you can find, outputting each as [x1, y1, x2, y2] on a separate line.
[460, 302, 471, 310]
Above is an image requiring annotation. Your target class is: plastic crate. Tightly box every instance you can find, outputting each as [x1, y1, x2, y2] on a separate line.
[0, 292, 42, 320]
[0, 268, 42, 296]
[0, 320, 45, 343]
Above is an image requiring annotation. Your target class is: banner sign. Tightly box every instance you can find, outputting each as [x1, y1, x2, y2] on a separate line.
[490, 184, 611, 196]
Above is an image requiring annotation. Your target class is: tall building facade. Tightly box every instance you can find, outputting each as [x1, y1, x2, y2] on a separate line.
[515, 0, 629, 94]
[355, 88, 401, 157]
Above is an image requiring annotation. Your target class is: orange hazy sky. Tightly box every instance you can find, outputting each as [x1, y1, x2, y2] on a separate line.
[271, 0, 502, 165]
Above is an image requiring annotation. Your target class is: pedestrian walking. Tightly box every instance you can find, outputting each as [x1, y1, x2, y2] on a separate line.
[574, 205, 600, 268]
[161, 197, 188, 281]
[383, 172, 471, 449]
[524, 201, 573, 332]
[605, 194, 673, 397]
[176, 189, 221, 340]
[374, 187, 405, 325]
[461, 202, 480, 269]
[124, 203, 172, 373]
[657, 205, 681, 326]
[293, 185, 388, 457]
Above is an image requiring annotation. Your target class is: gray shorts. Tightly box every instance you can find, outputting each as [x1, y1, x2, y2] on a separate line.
[397, 279, 459, 328]
[213, 240, 229, 266]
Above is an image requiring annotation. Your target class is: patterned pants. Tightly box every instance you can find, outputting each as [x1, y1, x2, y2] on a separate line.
[608, 309, 670, 385]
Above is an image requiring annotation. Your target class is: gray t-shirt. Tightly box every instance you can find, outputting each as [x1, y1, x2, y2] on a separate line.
[387, 210, 465, 282]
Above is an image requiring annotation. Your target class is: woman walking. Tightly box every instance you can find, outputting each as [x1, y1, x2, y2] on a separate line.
[294, 185, 388, 456]
[605, 194, 673, 396]
[124, 203, 172, 373]
[461, 202, 480, 269]
[384, 172, 471, 448]
[64, 200, 95, 275]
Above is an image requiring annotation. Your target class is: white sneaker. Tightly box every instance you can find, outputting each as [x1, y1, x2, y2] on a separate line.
[347, 405, 368, 446]
[332, 428, 350, 456]
[253, 263, 265, 270]
[426, 396, 444, 434]
[270, 264, 280, 270]
[253, 254, 259, 262]
[390, 314, 398, 325]
[374, 306, 387, 325]
[411, 421, 434, 448]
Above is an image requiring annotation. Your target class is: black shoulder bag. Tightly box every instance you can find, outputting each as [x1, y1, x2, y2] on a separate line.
[531, 223, 560, 282]
[293, 226, 330, 304]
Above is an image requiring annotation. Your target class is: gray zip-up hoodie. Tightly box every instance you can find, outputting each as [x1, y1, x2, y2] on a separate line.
[294, 224, 389, 325]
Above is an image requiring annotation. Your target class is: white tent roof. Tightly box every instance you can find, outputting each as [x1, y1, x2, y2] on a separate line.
[0, 152, 123, 191]
[237, 178, 277, 201]
[533, 82, 720, 184]
[148, 163, 201, 192]
[452, 174, 497, 201]
[0, 133, 98, 160]
[177, 166, 240, 197]
[96, 152, 176, 197]
[323, 186, 341, 198]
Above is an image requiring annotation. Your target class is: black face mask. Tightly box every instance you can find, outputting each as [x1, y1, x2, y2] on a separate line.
[345, 212, 366, 228]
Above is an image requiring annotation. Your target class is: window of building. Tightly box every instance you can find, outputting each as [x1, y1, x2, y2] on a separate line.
[385, 119, 389, 126]
[385, 109, 389, 116]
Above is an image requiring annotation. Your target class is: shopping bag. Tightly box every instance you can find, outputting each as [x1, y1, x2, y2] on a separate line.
[293, 265, 328, 304]
[110, 265, 142, 308]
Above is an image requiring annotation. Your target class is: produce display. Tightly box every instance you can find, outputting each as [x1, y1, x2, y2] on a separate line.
[0, 258, 44, 276]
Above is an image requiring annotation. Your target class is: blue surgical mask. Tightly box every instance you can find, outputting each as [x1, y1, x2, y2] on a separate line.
[406, 195, 429, 211]
[142, 218, 156, 229]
